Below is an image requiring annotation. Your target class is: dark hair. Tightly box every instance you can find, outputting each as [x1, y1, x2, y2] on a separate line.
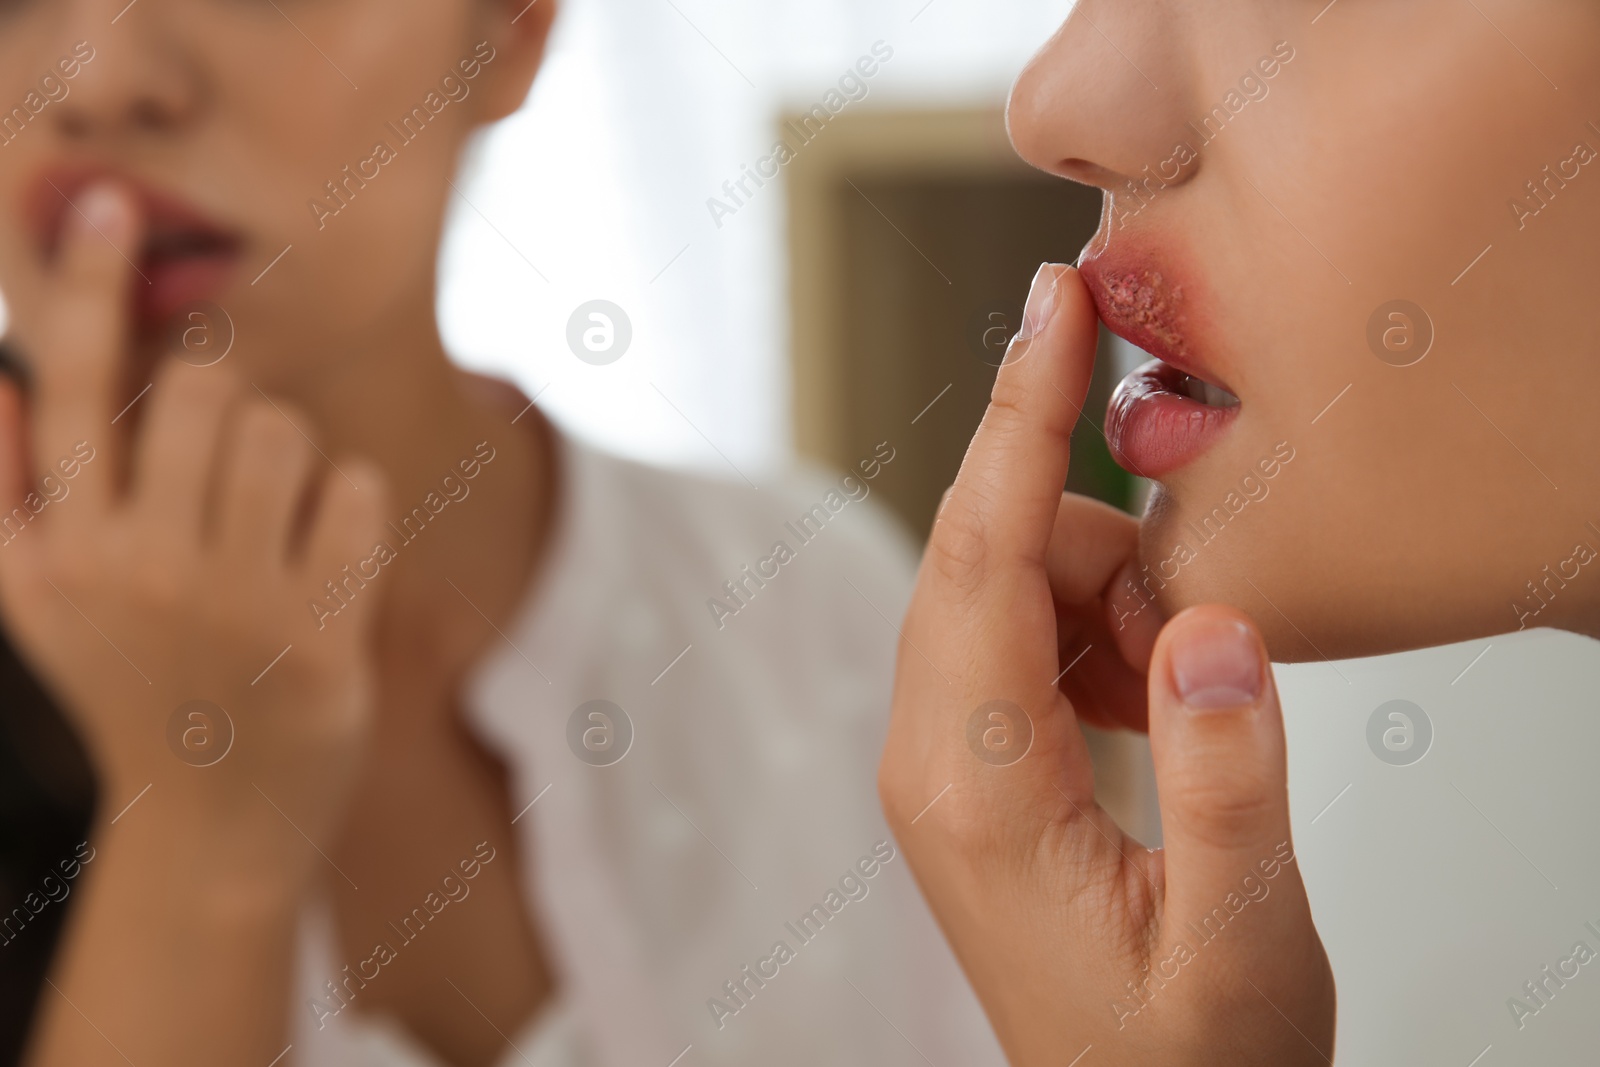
[0, 340, 97, 1063]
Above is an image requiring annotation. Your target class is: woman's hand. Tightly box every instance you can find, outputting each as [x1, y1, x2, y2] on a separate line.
[2, 183, 392, 1066]
[879, 264, 1335, 1066]
[0, 183, 387, 885]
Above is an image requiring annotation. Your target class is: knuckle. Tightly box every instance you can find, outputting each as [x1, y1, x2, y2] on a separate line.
[985, 377, 1073, 455]
[921, 791, 997, 855]
[158, 358, 235, 402]
[237, 402, 310, 466]
[318, 465, 384, 541]
[147, 365, 240, 442]
[876, 759, 916, 829]
[876, 758, 959, 837]
[925, 489, 993, 591]
[986, 373, 1034, 423]
[81, 527, 190, 609]
[878, 755, 979, 847]
[1166, 771, 1278, 850]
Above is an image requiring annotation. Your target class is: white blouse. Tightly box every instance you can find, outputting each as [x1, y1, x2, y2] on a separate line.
[288, 431, 1006, 1067]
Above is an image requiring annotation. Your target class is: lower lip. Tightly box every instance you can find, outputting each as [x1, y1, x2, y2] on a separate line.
[1105, 360, 1240, 478]
[134, 252, 240, 333]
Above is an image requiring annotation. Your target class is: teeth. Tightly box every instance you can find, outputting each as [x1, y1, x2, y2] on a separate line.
[1177, 372, 1240, 408]
[1199, 380, 1240, 408]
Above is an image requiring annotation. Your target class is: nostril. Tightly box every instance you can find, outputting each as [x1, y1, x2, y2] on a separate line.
[1058, 158, 1125, 187]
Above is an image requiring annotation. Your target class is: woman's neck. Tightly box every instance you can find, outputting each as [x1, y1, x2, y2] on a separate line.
[253, 295, 554, 683]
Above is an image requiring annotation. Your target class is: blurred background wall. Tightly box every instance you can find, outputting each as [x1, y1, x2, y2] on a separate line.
[435, 0, 1077, 476]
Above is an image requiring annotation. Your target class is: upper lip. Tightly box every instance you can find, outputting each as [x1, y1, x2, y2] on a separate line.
[23, 165, 243, 262]
[1078, 237, 1238, 398]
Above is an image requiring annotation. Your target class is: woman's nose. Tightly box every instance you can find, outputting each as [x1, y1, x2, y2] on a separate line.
[52, 2, 202, 143]
[1008, 0, 1196, 192]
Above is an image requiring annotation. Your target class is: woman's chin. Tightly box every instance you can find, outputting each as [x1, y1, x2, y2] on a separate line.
[1131, 508, 1523, 663]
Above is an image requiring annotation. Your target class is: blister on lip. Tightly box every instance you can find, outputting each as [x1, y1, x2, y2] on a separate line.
[1079, 239, 1242, 403]
[1095, 267, 1190, 360]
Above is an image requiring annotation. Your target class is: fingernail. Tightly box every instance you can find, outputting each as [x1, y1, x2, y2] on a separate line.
[1015, 263, 1064, 345]
[78, 184, 129, 239]
[1170, 617, 1264, 712]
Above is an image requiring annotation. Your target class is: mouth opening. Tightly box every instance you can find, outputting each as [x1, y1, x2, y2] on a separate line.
[1169, 367, 1240, 409]
[1145, 358, 1241, 410]
[141, 225, 240, 264]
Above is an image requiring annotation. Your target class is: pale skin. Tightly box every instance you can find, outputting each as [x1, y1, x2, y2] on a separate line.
[882, 0, 1600, 1064]
[0, 1, 564, 1064]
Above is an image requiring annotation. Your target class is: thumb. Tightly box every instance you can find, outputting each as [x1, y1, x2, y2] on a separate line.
[1147, 605, 1300, 917]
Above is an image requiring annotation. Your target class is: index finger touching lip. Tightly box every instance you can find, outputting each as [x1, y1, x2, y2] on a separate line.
[31, 183, 142, 510]
[932, 263, 1101, 581]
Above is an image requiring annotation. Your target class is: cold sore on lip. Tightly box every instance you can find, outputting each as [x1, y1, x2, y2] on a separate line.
[1087, 264, 1243, 478]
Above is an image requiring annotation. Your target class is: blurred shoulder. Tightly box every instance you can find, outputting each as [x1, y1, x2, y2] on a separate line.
[564, 435, 919, 604]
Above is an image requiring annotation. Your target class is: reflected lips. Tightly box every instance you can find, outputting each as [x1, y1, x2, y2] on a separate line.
[1081, 252, 1240, 478]
[24, 167, 243, 333]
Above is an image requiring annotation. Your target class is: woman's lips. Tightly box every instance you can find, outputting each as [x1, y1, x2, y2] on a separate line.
[25, 167, 244, 333]
[1082, 262, 1194, 365]
[1079, 245, 1240, 477]
[139, 251, 239, 330]
[1105, 359, 1240, 478]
